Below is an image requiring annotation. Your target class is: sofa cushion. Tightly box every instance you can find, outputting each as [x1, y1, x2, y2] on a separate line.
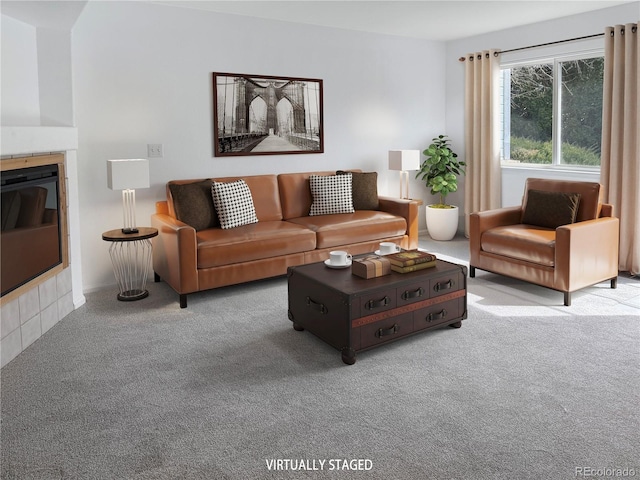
[195, 221, 316, 268]
[213, 175, 283, 222]
[277, 170, 362, 220]
[309, 174, 354, 216]
[481, 224, 556, 267]
[521, 189, 581, 229]
[337, 171, 379, 210]
[288, 211, 407, 249]
[211, 180, 259, 229]
[168, 180, 217, 231]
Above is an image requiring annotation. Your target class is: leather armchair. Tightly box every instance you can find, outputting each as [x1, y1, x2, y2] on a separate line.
[469, 178, 619, 306]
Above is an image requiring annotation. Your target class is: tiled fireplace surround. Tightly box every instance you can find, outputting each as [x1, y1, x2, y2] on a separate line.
[1, 268, 74, 368]
[1, 127, 84, 368]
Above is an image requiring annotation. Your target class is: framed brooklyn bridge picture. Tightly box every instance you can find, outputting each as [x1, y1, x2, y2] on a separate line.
[213, 72, 324, 157]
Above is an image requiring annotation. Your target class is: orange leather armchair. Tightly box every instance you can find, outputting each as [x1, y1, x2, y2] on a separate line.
[469, 178, 619, 306]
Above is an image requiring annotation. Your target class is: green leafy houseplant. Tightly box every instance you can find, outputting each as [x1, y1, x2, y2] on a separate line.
[416, 135, 465, 208]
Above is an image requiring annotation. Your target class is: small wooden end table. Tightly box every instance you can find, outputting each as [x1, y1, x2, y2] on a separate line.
[102, 227, 158, 301]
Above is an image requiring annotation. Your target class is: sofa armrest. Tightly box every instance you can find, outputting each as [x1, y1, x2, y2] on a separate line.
[600, 203, 614, 218]
[469, 206, 522, 266]
[470, 206, 523, 232]
[378, 196, 420, 249]
[555, 216, 619, 290]
[156, 200, 169, 215]
[150, 212, 199, 295]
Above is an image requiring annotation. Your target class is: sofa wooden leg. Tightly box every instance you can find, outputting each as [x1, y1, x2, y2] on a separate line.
[469, 266, 476, 278]
[611, 277, 618, 289]
[179, 294, 187, 308]
[564, 292, 571, 306]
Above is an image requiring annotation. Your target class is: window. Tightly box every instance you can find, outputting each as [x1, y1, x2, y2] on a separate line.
[501, 53, 604, 168]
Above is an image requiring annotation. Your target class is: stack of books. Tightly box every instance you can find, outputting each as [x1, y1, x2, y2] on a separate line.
[385, 250, 437, 273]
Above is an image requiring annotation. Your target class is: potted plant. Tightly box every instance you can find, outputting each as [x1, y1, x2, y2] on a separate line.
[415, 135, 465, 241]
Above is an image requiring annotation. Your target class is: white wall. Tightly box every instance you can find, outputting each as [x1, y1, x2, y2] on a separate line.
[444, 3, 640, 212]
[1, 15, 40, 125]
[37, 28, 75, 126]
[72, 1, 446, 291]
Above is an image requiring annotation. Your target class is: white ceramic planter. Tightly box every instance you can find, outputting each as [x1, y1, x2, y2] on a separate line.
[426, 205, 459, 241]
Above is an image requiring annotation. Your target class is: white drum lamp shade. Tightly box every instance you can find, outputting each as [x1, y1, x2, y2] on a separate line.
[388, 150, 420, 199]
[107, 159, 150, 233]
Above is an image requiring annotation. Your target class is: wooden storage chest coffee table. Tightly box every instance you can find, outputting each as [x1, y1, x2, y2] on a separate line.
[287, 258, 467, 364]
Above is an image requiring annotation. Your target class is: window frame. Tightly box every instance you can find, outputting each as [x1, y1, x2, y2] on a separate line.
[500, 48, 604, 171]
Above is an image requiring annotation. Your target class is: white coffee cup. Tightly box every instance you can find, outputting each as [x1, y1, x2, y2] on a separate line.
[329, 250, 352, 266]
[380, 242, 400, 255]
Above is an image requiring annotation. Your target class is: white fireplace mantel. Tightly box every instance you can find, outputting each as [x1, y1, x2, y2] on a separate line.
[1, 126, 78, 156]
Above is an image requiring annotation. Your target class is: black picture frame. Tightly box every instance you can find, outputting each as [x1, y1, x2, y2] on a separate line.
[213, 72, 324, 157]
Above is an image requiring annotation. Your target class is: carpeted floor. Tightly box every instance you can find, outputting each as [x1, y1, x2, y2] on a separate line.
[1, 237, 638, 480]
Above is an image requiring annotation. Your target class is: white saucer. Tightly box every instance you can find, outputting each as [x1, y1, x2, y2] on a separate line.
[375, 250, 398, 256]
[324, 259, 352, 269]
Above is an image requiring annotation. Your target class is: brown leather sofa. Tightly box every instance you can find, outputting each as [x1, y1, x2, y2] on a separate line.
[469, 178, 619, 306]
[152, 171, 420, 307]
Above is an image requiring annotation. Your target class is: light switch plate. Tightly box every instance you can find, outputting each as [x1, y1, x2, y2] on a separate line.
[147, 144, 163, 158]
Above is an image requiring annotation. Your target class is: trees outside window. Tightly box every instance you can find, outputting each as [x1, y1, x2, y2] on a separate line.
[501, 55, 604, 167]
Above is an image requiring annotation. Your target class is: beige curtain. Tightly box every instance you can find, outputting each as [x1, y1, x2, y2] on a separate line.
[601, 23, 639, 275]
[464, 49, 502, 236]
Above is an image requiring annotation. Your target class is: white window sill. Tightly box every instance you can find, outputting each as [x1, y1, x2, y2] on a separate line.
[501, 163, 600, 177]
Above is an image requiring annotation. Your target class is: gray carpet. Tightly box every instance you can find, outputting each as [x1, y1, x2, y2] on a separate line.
[2, 237, 639, 480]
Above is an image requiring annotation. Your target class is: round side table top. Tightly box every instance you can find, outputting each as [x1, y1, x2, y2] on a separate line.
[102, 227, 158, 242]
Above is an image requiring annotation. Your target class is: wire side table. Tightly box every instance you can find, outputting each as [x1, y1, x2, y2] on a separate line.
[102, 227, 158, 301]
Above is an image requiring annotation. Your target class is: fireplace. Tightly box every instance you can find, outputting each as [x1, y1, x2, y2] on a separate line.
[0, 154, 69, 300]
[0, 130, 80, 368]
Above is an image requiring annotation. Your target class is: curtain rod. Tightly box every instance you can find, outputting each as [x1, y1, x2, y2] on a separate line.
[458, 32, 605, 62]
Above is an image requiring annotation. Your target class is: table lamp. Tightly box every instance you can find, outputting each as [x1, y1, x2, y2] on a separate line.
[107, 159, 150, 234]
[388, 150, 420, 199]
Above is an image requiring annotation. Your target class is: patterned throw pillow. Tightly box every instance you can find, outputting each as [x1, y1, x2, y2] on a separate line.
[309, 174, 355, 216]
[211, 180, 259, 229]
[521, 190, 581, 229]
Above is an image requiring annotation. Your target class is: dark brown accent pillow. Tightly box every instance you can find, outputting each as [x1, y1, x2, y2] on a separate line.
[522, 189, 581, 229]
[337, 171, 379, 210]
[169, 180, 218, 231]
